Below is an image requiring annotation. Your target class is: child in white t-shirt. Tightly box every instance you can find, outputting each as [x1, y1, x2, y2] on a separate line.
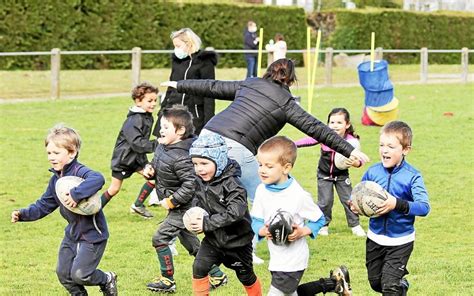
[266, 33, 287, 62]
[251, 136, 325, 296]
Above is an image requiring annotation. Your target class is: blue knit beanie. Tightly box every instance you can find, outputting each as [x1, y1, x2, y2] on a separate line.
[190, 134, 229, 178]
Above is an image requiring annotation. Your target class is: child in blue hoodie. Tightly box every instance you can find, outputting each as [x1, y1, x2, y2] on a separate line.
[351, 121, 430, 295]
[11, 124, 117, 296]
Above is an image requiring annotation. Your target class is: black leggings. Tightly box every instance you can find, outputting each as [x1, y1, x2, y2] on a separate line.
[297, 277, 336, 295]
[366, 239, 413, 296]
[193, 238, 256, 286]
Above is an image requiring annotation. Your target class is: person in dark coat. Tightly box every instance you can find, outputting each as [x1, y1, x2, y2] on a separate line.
[161, 58, 370, 265]
[243, 21, 259, 78]
[161, 59, 370, 202]
[189, 133, 262, 296]
[143, 106, 226, 293]
[100, 82, 158, 218]
[153, 28, 218, 137]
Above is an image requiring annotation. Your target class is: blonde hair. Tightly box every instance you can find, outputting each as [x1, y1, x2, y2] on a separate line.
[258, 136, 297, 166]
[45, 124, 81, 156]
[170, 28, 202, 54]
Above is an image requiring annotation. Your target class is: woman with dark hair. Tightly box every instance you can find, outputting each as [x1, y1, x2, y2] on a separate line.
[162, 58, 369, 263]
[162, 58, 369, 199]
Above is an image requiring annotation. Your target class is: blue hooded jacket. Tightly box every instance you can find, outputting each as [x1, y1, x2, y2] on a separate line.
[362, 160, 430, 246]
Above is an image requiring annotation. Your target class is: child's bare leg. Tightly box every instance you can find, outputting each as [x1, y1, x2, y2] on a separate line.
[107, 177, 123, 197]
[100, 177, 123, 207]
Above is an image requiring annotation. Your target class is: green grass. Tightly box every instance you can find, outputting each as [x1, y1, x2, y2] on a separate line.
[0, 64, 468, 99]
[0, 82, 473, 295]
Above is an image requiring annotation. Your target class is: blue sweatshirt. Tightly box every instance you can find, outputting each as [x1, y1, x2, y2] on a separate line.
[19, 159, 108, 243]
[362, 160, 430, 246]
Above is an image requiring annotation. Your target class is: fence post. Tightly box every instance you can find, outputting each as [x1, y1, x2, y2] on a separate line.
[267, 52, 273, 68]
[131, 47, 142, 88]
[420, 47, 428, 83]
[325, 47, 333, 86]
[51, 48, 61, 100]
[375, 47, 383, 60]
[461, 47, 469, 83]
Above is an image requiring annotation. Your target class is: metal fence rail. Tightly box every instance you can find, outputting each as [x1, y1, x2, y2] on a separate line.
[2, 48, 472, 55]
[0, 48, 471, 99]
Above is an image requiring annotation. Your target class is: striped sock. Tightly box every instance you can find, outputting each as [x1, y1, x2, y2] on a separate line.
[100, 191, 112, 208]
[209, 264, 224, 277]
[134, 181, 154, 207]
[157, 245, 174, 280]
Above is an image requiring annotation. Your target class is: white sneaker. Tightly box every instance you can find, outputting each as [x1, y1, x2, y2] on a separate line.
[351, 225, 366, 237]
[169, 242, 179, 256]
[318, 226, 329, 236]
[148, 189, 159, 206]
[252, 253, 264, 265]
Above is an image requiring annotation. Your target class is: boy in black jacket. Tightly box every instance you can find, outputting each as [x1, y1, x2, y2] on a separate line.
[143, 106, 226, 293]
[100, 82, 158, 218]
[11, 124, 117, 296]
[189, 133, 262, 296]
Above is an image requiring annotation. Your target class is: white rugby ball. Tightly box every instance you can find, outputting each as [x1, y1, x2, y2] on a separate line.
[55, 176, 102, 215]
[351, 181, 392, 218]
[183, 207, 208, 234]
[334, 153, 351, 170]
[335, 138, 361, 170]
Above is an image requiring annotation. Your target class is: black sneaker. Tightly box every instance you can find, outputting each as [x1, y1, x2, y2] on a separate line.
[331, 265, 352, 296]
[100, 271, 118, 296]
[209, 274, 228, 290]
[400, 278, 409, 296]
[147, 277, 176, 293]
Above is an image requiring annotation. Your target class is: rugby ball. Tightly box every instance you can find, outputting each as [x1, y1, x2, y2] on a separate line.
[183, 207, 208, 234]
[334, 153, 351, 170]
[335, 138, 361, 170]
[268, 210, 294, 246]
[55, 176, 102, 215]
[351, 181, 392, 218]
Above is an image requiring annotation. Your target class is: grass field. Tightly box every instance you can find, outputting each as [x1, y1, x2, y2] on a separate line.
[0, 64, 469, 99]
[0, 82, 473, 295]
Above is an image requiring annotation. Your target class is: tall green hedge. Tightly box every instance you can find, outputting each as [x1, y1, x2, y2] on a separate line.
[2, 3, 473, 69]
[0, 1, 307, 70]
[309, 9, 474, 64]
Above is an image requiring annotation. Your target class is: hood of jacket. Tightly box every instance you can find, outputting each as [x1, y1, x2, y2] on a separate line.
[208, 159, 242, 185]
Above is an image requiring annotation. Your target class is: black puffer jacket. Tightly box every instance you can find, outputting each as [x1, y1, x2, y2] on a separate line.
[176, 78, 355, 157]
[111, 107, 157, 172]
[153, 50, 218, 136]
[194, 159, 254, 249]
[150, 137, 196, 210]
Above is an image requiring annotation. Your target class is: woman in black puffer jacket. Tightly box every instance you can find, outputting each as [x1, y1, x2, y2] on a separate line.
[162, 59, 370, 202]
[153, 28, 218, 136]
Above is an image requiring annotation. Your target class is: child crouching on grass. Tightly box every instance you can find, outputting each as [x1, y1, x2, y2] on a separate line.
[11, 124, 117, 296]
[189, 133, 262, 295]
[350, 121, 430, 295]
